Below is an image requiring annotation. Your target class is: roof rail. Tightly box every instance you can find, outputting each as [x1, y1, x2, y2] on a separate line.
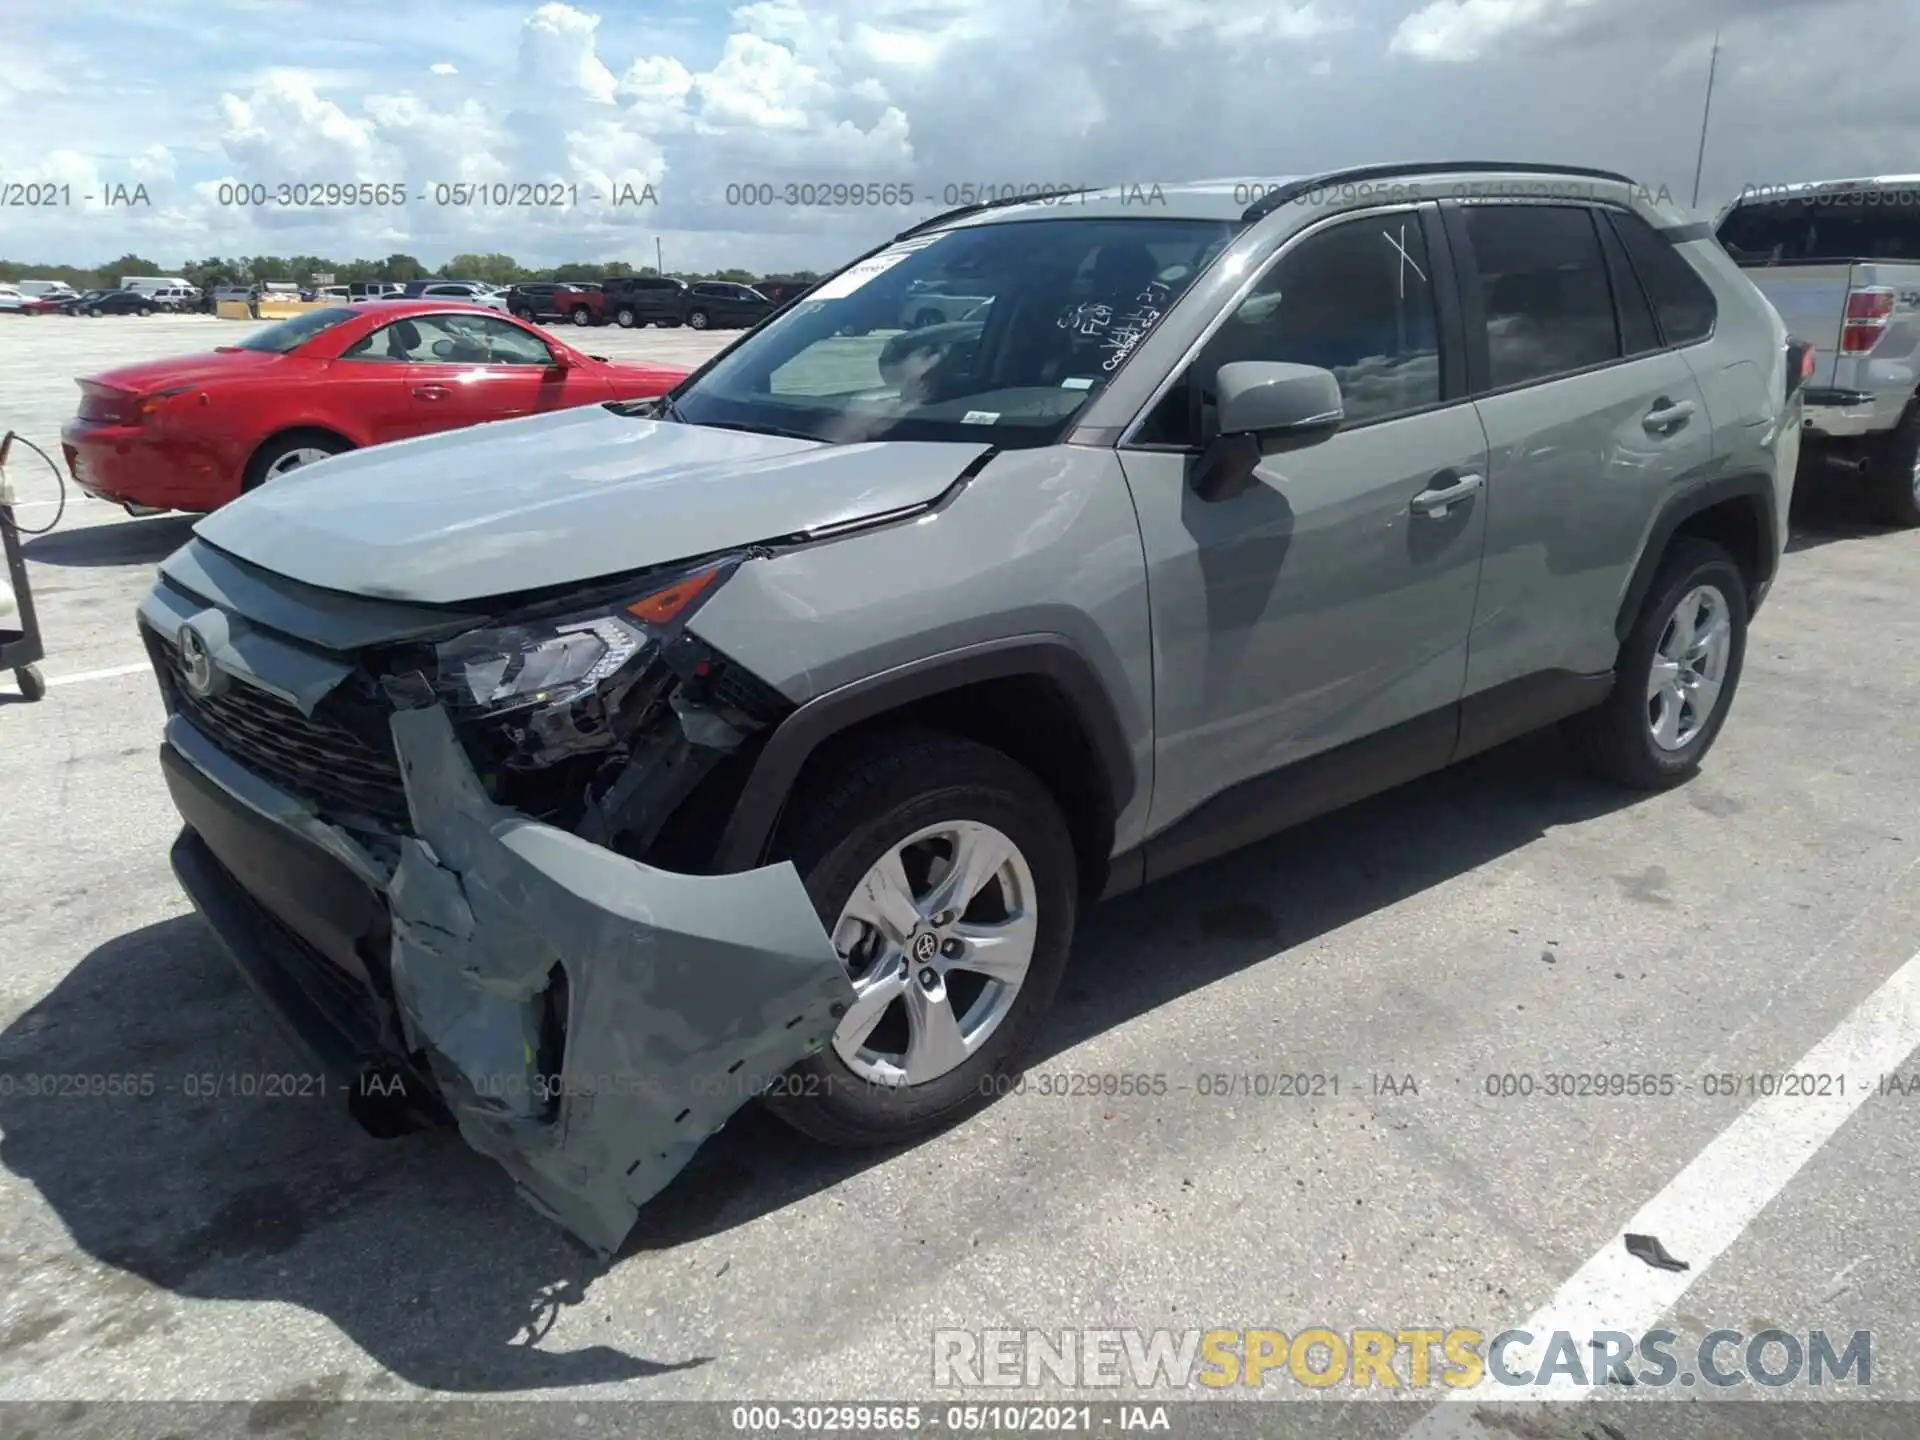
[1239, 160, 1639, 224]
[893, 185, 1112, 242]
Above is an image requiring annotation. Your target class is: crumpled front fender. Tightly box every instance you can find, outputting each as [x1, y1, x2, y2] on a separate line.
[385, 704, 854, 1255]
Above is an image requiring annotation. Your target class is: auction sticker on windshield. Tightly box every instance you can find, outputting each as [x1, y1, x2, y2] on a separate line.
[808, 238, 941, 300]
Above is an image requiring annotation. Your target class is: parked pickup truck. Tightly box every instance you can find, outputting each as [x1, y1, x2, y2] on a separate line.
[1716, 175, 1920, 525]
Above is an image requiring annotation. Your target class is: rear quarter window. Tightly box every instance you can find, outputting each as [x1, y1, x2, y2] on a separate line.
[1610, 211, 1717, 345]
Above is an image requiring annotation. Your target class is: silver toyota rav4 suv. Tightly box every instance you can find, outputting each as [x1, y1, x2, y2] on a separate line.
[141, 162, 1804, 1252]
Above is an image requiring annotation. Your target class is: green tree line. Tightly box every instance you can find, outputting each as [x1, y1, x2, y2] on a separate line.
[0, 250, 821, 291]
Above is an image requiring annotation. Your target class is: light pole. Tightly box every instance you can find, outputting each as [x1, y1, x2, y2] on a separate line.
[1689, 30, 1721, 211]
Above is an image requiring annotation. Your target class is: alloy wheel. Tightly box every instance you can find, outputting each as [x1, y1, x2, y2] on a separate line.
[266, 447, 334, 479]
[828, 819, 1038, 1087]
[1647, 583, 1732, 751]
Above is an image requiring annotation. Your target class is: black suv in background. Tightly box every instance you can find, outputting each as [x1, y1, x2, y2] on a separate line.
[599, 275, 690, 328]
[683, 280, 775, 330]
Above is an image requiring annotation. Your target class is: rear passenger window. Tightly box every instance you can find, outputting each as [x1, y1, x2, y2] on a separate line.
[1609, 211, 1717, 345]
[1596, 217, 1662, 356]
[1464, 205, 1620, 389]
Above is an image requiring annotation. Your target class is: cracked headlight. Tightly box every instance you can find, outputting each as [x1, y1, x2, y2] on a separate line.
[429, 560, 733, 716]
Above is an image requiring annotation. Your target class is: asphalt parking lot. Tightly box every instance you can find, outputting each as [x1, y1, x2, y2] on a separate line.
[0, 313, 1917, 1430]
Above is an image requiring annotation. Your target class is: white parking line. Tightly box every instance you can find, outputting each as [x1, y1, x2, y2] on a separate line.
[1404, 938, 1920, 1435]
[1, 660, 150, 691]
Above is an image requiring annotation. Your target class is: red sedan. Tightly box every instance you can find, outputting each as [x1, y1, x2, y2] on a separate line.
[61, 301, 687, 514]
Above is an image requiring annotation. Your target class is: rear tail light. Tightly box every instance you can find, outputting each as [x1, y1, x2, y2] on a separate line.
[1840, 286, 1895, 353]
[76, 382, 136, 424]
[136, 385, 196, 420]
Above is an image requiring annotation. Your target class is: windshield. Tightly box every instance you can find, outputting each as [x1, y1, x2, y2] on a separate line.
[234, 307, 359, 353]
[671, 216, 1238, 447]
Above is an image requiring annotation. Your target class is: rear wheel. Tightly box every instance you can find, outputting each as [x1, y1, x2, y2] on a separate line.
[138, 304, 154, 316]
[244, 432, 351, 491]
[1563, 538, 1748, 790]
[760, 731, 1078, 1148]
[570, 305, 593, 327]
[1867, 406, 1920, 528]
[685, 308, 710, 330]
[614, 306, 637, 328]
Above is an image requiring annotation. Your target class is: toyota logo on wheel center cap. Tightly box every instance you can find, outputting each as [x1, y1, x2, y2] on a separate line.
[910, 931, 941, 964]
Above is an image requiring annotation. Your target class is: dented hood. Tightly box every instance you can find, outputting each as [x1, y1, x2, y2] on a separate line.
[193, 408, 991, 605]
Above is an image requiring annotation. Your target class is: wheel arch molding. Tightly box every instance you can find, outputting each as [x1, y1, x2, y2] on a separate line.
[1615, 472, 1779, 643]
[710, 634, 1138, 885]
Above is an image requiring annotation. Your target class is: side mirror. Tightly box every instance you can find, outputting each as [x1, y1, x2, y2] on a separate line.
[548, 349, 579, 370]
[1189, 361, 1344, 503]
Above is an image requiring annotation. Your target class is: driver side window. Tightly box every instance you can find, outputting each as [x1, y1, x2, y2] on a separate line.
[340, 314, 555, 365]
[1135, 210, 1443, 446]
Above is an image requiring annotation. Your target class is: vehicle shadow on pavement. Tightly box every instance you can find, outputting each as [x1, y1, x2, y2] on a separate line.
[21, 513, 197, 567]
[1786, 483, 1901, 551]
[0, 915, 708, 1393]
[0, 730, 1639, 1393]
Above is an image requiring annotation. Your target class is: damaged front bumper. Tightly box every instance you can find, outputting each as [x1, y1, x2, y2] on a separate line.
[166, 703, 854, 1256]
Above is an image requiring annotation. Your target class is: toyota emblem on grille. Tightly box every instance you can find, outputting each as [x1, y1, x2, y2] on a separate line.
[176, 623, 227, 699]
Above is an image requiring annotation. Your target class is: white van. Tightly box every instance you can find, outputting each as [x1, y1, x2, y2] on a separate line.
[16, 279, 78, 299]
[121, 276, 191, 293]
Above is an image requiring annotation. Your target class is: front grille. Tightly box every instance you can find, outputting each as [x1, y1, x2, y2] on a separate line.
[146, 628, 411, 829]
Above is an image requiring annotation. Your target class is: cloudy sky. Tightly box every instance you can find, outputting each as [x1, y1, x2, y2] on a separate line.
[0, 0, 1911, 273]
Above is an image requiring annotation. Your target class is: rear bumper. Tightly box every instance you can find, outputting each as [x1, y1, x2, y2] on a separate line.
[1801, 388, 1899, 439]
[159, 702, 853, 1255]
[60, 419, 232, 510]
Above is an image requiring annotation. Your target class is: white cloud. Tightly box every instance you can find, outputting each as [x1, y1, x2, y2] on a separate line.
[0, 0, 1908, 273]
[517, 2, 618, 103]
[1389, 0, 1600, 61]
[1121, 0, 1353, 45]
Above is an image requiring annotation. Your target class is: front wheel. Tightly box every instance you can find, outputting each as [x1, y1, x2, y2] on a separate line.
[760, 731, 1078, 1148]
[614, 306, 637, 328]
[138, 305, 154, 316]
[1563, 538, 1748, 790]
[685, 308, 709, 330]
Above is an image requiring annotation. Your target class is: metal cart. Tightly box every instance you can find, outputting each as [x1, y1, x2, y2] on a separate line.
[0, 432, 47, 702]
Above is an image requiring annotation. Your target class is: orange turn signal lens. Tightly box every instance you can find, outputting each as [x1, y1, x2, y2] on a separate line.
[625, 565, 723, 625]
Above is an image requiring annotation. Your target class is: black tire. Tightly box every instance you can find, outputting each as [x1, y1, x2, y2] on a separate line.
[138, 305, 154, 317]
[760, 730, 1079, 1148]
[14, 665, 46, 703]
[1562, 537, 1749, 790]
[1866, 406, 1920, 528]
[685, 307, 710, 330]
[614, 306, 637, 328]
[570, 305, 594, 327]
[510, 306, 533, 321]
[243, 431, 351, 492]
